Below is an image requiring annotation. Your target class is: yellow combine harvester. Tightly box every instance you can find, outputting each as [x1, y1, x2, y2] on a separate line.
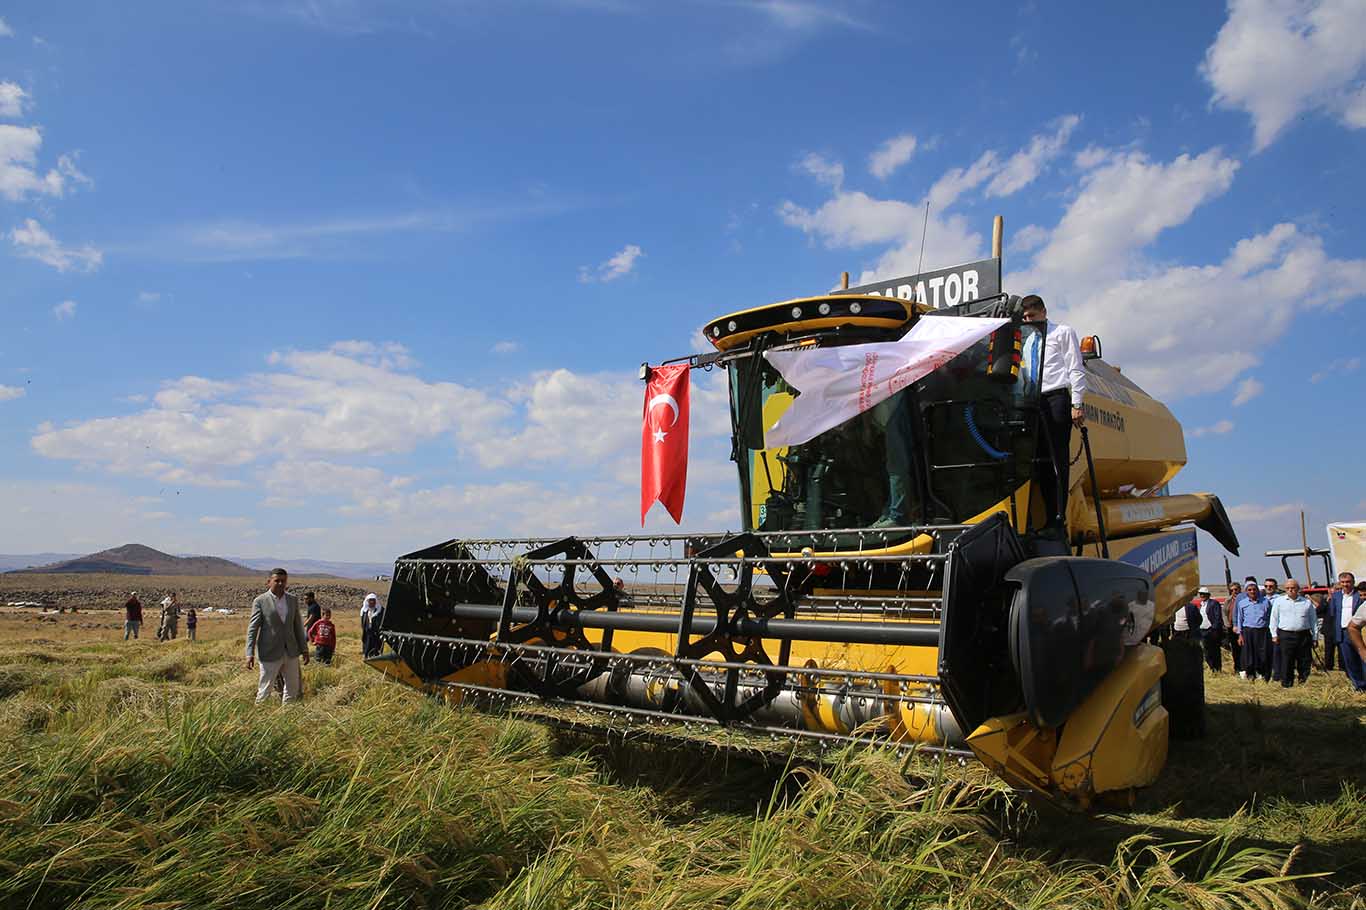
[368, 238, 1238, 808]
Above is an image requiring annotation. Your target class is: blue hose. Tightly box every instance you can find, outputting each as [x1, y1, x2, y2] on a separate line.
[964, 405, 1009, 461]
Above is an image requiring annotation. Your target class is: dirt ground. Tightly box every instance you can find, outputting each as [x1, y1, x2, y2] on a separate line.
[0, 572, 390, 614]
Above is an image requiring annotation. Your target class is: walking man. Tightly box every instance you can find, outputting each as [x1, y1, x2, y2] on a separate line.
[1020, 295, 1087, 532]
[1327, 572, 1366, 692]
[304, 591, 322, 634]
[1270, 579, 1318, 688]
[123, 592, 143, 640]
[1265, 578, 1282, 680]
[1234, 580, 1272, 682]
[1195, 587, 1223, 672]
[158, 593, 181, 641]
[1223, 582, 1244, 675]
[245, 568, 310, 703]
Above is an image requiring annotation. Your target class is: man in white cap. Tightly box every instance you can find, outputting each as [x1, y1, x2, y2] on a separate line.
[1194, 586, 1223, 672]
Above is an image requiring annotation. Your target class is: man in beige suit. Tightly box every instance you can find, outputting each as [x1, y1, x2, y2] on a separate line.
[245, 568, 310, 703]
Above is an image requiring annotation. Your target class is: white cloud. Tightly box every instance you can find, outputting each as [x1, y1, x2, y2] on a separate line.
[1026, 148, 1240, 280]
[1202, 0, 1366, 150]
[137, 291, 162, 305]
[1310, 356, 1360, 383]
[579, 244, 643, 283]
[797, 152, 844, 188]
[780, 119, 1080, 289]
[1225, 501, 1303, 522]
[0, 17, 11, 38]
[31, 342, 510, 486]
[152, 376, 236, 411]
[491, 340, 521, 354]
[778, 118, 1366, 403]
[1009, 223, 1050, 254]
[0, 126, 64, 200]
[142, 198, 578, 263]
[1231, 376, 1263, 406]
[56, 152, 93, 189]
[0, 384, 24, 401]
[1189, 419, 1236, 438]
[0, 82, 27, 118]
[10, 219, 103, 272]
[467, 368, 643, 470]
[748, 0, 869, 31]
[199, 516, 254, 529]
[52, 300, 76, 321]
[984, 114, 1079, 197]
[263, 459, 409, 504]
[1035, 221, 1366, 398]
[868, 133, 917, 179]
[320, 339, 415, 370]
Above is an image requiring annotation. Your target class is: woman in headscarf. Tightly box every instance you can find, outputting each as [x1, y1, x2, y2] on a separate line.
[360, 593, 382, 657]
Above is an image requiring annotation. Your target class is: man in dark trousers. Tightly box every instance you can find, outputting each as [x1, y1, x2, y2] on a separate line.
[1222, 582, 1244, 675]
[1270, 579, 1318, 688]
[1234, 579, 1272, 682]
[123, 592, 143, 640]
[1263, 578, 1282, 680]
[1195, 587, 1223, 672]
[1020, 295, 1087, 533]
[304, 591, 322, 635]
[1327, 572, 1366, 692]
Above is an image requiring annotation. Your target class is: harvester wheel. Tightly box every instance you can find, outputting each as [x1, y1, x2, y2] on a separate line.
[1160, 639, 1205, 740]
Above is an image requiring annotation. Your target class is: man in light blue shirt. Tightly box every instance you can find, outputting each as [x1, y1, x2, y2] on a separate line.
[1270, 579, 1318, 689]
[1233, 580, 1272, 682]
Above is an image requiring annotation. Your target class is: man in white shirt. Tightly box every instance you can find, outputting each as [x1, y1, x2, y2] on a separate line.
[245, 568, 310, 703]
[1021, 295, 1087, 532]
[1327, 572, 1366, 692]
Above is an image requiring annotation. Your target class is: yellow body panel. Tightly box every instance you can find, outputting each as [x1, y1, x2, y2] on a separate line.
[1075, 359, 1186, 497]
[967, 645, 1168, 805]
[1050, 644, 1169, 803]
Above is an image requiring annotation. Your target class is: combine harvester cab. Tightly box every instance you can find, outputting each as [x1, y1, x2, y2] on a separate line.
[369, 244, 1238, 810]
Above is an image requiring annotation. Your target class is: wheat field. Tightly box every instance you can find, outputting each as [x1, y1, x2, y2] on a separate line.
[0, 588, 1363, 909]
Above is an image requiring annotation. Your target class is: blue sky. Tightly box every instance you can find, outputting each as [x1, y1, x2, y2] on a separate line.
[1, 0, 1364, 583]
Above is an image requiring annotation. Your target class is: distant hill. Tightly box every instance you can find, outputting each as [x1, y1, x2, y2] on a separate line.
[0, 553, 81, 572]
[221, 556, 392, 580]
[9, 543, 257, 577]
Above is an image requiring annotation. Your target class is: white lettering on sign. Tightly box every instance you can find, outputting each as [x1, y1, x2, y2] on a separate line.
[1140, 539, 1183, 576]
[1120, 502, 1164, 525]
[862, 268, 985, 308]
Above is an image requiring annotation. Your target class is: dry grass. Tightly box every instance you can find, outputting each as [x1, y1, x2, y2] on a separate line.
[0, 578, 1361, 909]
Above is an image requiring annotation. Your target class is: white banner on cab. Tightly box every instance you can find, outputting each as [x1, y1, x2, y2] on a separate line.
[762, 315, 1008, 449]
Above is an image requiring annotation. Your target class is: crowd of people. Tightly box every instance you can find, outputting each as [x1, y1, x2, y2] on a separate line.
[241, 569, 386, 704]
[1172, 572, 1366, 692]
[121, 573, 387, 705]
[121, 591, 198, 642]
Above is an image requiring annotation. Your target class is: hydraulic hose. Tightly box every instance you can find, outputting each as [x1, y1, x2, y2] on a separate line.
[963, 405, 1009, 461]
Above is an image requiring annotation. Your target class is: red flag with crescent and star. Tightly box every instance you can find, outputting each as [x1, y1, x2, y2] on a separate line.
[641, 363, 689, 524]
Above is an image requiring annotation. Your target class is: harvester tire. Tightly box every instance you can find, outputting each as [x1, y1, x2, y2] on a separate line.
[1160, 639, 1205, 740]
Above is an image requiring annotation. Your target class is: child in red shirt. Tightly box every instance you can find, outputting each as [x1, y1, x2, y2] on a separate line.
[308, 608, 337, 665]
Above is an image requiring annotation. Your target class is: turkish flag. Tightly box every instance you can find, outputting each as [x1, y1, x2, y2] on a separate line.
[641, 363, 690, 524]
